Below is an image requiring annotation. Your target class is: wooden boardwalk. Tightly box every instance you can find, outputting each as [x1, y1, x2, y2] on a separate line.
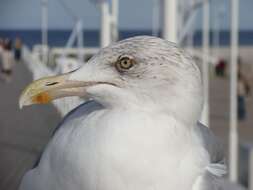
[0, 62, 252, 190]
[0, 63, 61, 190]
[210, 74, 253, 148]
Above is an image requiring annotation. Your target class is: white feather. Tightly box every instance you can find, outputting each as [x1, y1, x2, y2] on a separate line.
[19, 36, 226, 190]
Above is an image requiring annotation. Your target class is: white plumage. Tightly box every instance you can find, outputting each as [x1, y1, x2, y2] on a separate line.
[19, 36, 226, 190]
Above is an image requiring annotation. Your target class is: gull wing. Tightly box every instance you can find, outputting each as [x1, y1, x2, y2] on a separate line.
[32, 100, 103, 168]
[193, 122, 227, 190]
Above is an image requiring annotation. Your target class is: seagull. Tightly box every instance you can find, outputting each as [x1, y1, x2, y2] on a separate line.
[19, 36, 226, 190]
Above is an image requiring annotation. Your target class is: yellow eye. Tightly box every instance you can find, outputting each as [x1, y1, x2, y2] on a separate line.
[115, 57, 135, 72]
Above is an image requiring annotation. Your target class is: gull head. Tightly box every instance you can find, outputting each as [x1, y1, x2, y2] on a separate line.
[19, 36, 203, 125]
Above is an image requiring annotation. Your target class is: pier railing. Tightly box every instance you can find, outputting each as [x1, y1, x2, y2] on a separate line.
[239, 142, 253, 190]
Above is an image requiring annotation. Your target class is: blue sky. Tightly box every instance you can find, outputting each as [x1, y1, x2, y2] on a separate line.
[0, 0, 252, 30]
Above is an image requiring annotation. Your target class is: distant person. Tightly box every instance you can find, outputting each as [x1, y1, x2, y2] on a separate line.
[237, 63, 251, 121]
[1, 39, 14, 82]
[0, 38, 4, 69]
[14, 37, 22, 63]
[215, 59, 226, 77]
[238, 57, 251, 95]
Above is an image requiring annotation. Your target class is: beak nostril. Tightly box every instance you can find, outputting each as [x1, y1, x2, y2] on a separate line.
[45, 82, 59, 86]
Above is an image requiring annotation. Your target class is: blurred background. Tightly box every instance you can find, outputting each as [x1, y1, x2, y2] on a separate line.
[0, 0, 252, 189]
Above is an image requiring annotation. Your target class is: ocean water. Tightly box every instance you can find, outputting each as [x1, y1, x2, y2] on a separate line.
[0, 29, 253, 49]
[0, 30, 153, 48]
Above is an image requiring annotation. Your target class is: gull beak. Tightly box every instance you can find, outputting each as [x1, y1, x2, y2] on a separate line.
[19, 72, 91, 109]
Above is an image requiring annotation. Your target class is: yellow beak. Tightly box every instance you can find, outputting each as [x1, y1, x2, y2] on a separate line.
[19, 72, 93, 109]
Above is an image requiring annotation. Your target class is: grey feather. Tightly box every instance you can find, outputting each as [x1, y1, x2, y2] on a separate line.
[193, 122, 227, 190]
[196, 122, 225, 165]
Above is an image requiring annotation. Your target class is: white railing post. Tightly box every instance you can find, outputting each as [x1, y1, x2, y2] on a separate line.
[152, 0, 160, 37]
[162, 0, 178, 43]
[111, 0, 118, 42]
[200, 0, 210, 127]
[213, 1, 225, 58]
[100, 1, 111, 47]
[187, 0, 195, 50]
[77, 20, 84, 64]
[249, 149, 253, 190]
[41, 0, 48, 64]
[229, 0, 239, 183]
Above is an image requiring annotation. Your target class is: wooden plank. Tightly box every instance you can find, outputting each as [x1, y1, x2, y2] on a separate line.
[0, 62, 61, 190]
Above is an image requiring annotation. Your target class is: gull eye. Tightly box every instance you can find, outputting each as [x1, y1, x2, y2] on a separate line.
[115, 56, 135, 72]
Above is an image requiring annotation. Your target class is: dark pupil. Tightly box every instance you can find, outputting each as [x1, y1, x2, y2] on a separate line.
[121, 59, 130, 68]
[123, 60, 128, 65]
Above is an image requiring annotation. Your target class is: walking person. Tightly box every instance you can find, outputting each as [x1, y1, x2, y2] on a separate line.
[215, 59, 226, 77]
[0, 38, 4, 69]
[237, 62, 251, 121]
[14, 37, 22, 63]
[1, 39, 14, 82]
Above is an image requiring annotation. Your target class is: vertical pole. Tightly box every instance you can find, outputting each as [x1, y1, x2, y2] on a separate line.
[77, 20, 83, 64]
[214, 1, 223, 58]
[216, 10, 220, 56]
[177, 0, 183, 37]
[187, 30, 194, 51]
[213, 5, 218, 56]
[162, 0, 178, 43]
[111, 0, 118, 42]
[229, 0, 239, 183]
[100, 1, 111, 47]
[152, 0, 160, 37]
[41, 0, 48, 64]
[187, 0, 194, 50]
[200, 0, 210, 127]
[249, 150, 253, 190]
